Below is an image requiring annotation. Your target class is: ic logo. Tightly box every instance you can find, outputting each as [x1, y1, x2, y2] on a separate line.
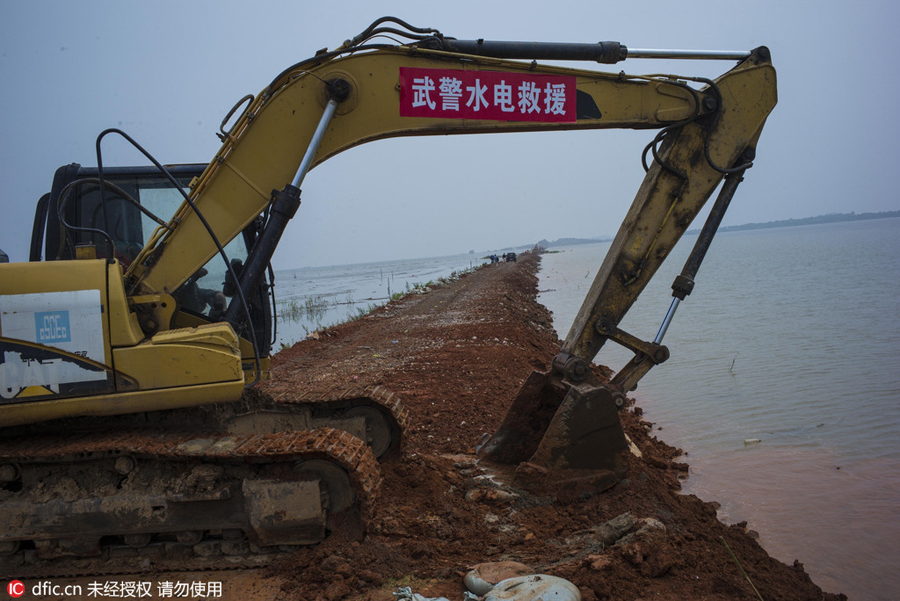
[7, 580, 24, 598]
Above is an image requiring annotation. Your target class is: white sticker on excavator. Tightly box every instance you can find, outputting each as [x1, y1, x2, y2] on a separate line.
[0, 290, 106, 398]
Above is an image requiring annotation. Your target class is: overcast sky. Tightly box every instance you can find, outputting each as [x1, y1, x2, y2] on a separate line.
[1, 0, 897, 269]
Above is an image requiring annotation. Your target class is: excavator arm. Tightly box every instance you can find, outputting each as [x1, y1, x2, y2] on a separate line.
[474, 46, 776, 487]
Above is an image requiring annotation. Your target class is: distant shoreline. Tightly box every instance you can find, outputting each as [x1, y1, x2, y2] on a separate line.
[713, 210, 900, 233]
[536, 210, 900, 248]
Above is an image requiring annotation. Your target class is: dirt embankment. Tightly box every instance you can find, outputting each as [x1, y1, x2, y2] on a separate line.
[260, 253, 844, 601]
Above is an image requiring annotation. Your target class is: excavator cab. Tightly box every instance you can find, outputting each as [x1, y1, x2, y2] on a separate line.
[29, 163, 275, 358]
[32, 163, 201, 265]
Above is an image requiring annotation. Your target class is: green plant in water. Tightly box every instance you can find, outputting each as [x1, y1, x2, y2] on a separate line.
[278, 295, 330, 322]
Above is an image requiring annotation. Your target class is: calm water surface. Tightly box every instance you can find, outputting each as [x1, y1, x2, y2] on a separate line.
[537, 218, 900, 600]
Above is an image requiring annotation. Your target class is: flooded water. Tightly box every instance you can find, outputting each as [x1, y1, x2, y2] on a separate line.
[272, 253, 489, 348]
[536, 218, 900, 600]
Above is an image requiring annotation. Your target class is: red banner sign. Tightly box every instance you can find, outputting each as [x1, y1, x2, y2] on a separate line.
[399, 67, 577, 123]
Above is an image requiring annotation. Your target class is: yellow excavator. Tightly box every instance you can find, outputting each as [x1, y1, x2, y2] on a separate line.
[0, 17, 776, 573]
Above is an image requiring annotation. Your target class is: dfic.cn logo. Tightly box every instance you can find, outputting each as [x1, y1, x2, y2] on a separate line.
[7, 580, 25, 598]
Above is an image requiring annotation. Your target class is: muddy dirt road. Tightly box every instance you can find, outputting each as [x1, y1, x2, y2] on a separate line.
[29, 253, 843, 600]
[260, 253, 843, 600]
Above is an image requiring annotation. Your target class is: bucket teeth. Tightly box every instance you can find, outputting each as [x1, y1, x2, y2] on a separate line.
[479, 372, 629, 492]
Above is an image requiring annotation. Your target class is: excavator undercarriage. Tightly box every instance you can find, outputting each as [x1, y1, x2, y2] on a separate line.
[0, 427, 380, 577]
[0, 384, 407, 575]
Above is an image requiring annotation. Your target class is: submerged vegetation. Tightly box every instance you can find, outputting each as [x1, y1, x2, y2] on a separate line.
[279, 296, 330, 322]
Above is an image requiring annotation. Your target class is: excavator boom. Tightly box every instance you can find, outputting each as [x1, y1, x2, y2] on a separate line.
[125, 44, 758, 299]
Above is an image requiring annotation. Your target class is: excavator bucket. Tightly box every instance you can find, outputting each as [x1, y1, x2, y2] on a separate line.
[478, 370, 629, 493]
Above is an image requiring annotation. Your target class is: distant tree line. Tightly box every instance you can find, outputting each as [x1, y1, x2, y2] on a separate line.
[714, 210, 900, 233]
[533, 210, 900, 249]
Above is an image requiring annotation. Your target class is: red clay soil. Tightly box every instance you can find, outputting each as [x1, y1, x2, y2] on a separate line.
[260, 253, 845, 601]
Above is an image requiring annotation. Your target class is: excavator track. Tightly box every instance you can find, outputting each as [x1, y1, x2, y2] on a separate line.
[0, 427, 381, 578]
[6, 385, 410, 460]
[263, 384, 410, 459]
